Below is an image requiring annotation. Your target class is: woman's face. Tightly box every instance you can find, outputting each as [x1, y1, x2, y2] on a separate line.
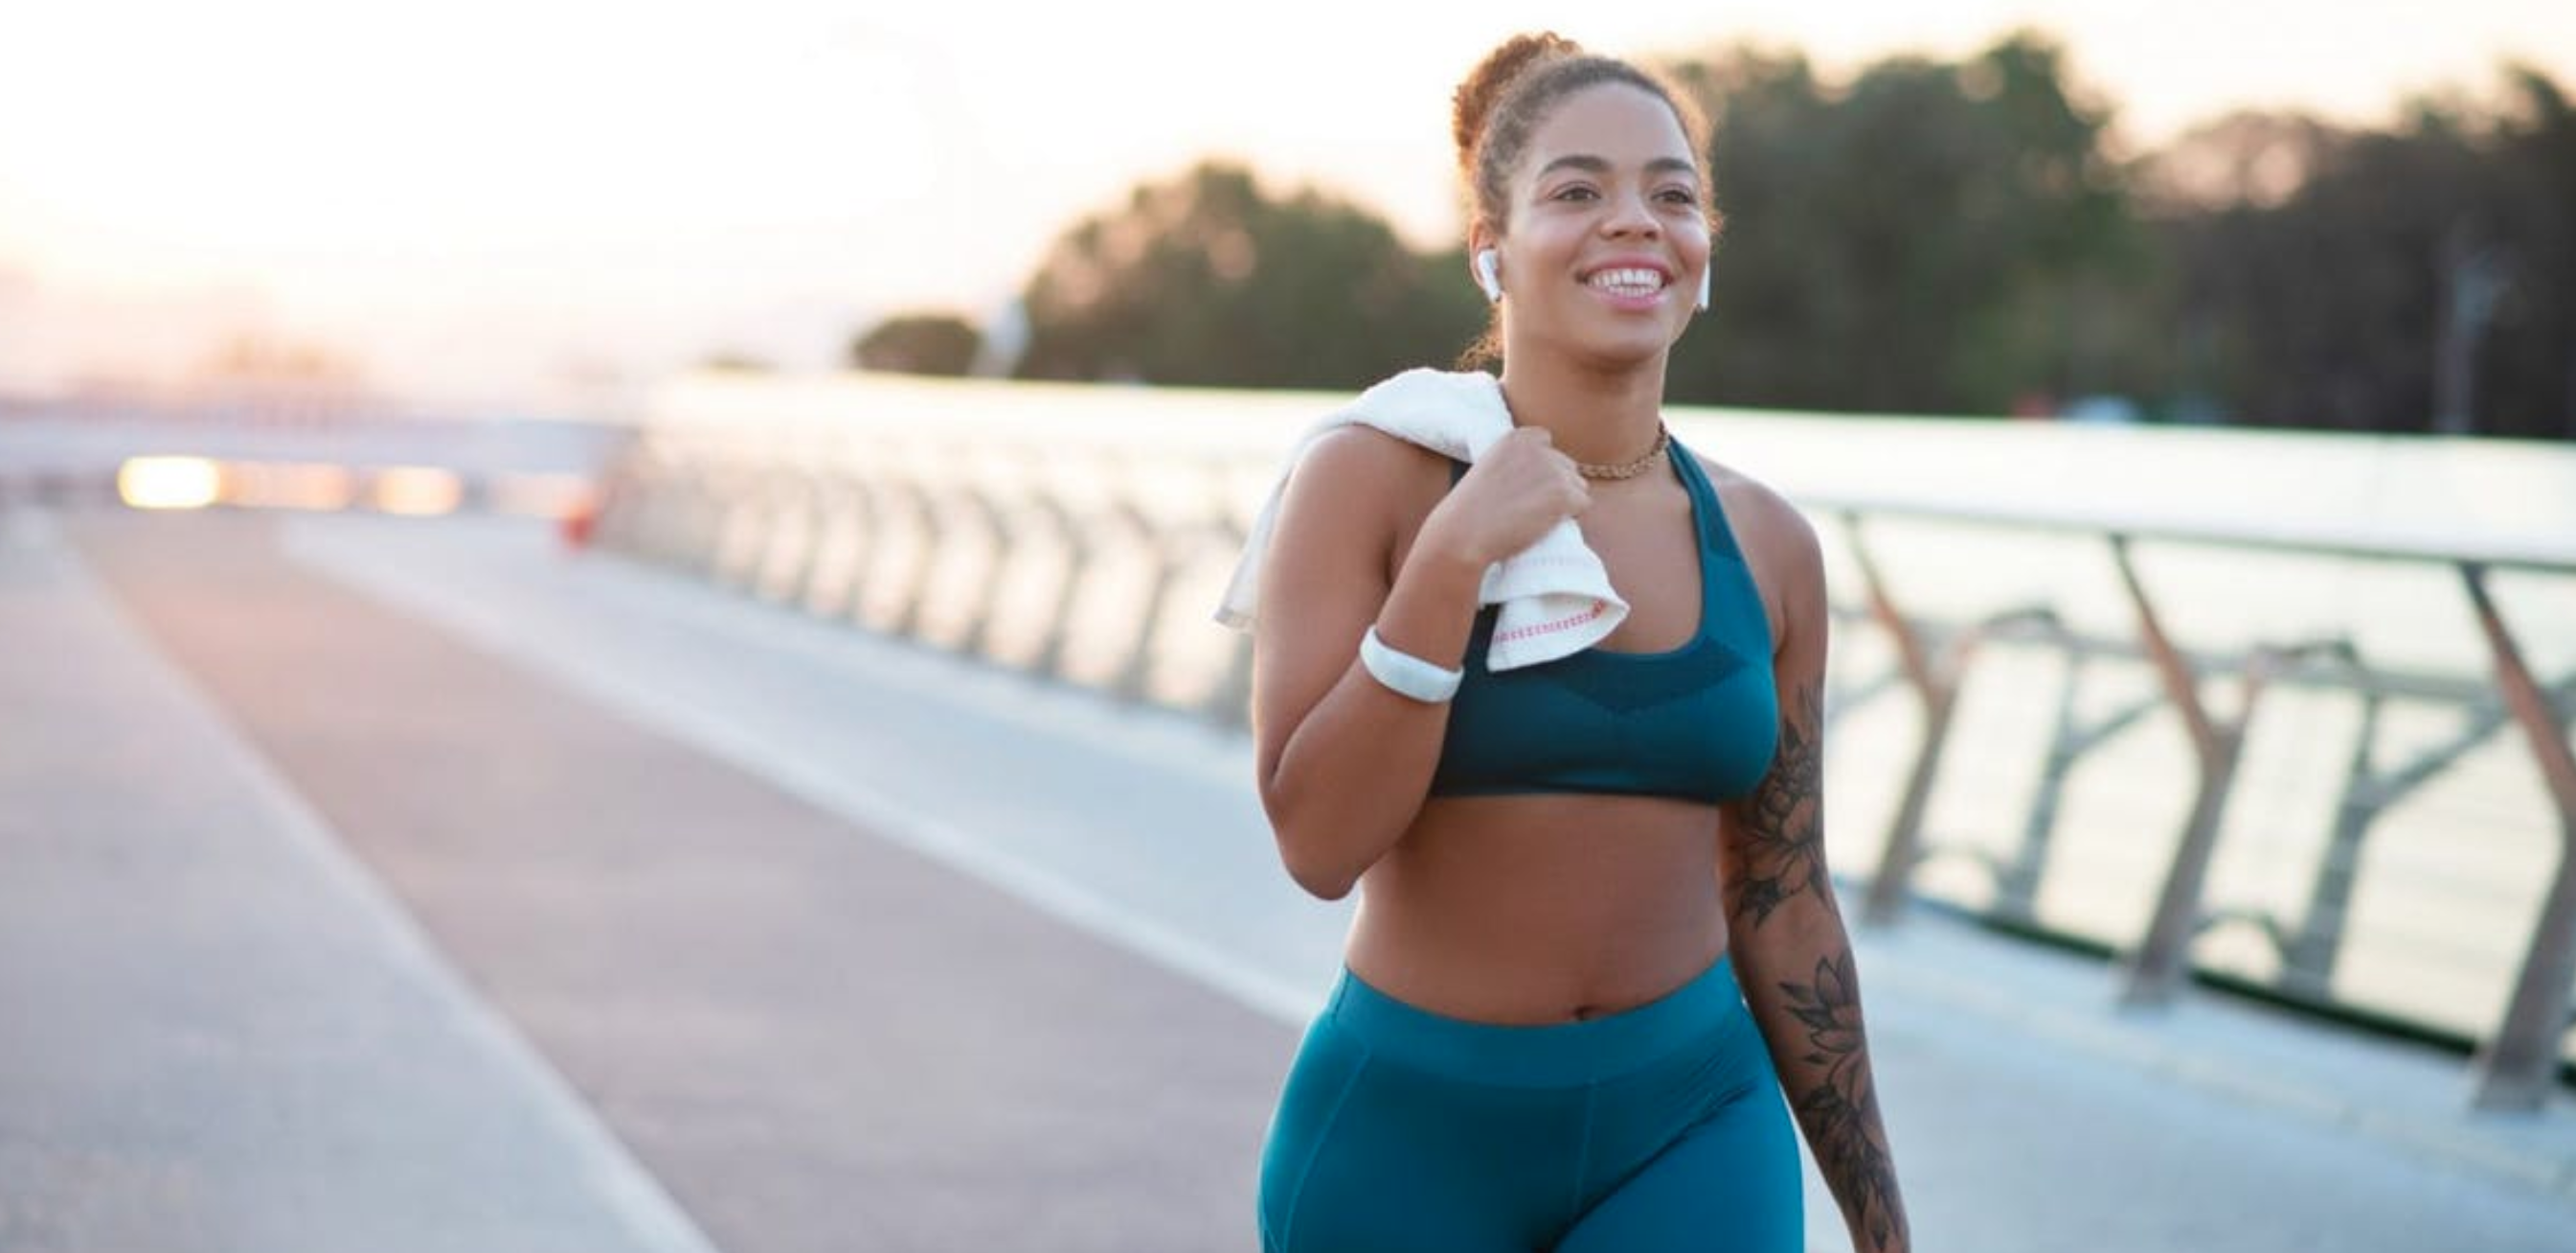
[1484, 82, 1712, 370]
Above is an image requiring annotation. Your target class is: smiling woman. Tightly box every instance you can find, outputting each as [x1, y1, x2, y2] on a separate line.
[1454, 44, 1717, 370]
[1232, 30, 1909, 1253]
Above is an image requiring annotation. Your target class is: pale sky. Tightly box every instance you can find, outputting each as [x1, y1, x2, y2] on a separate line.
[2, 0, 2568, 409]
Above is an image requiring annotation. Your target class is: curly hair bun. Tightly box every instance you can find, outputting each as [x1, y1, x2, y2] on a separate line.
[1450, 32, 1582, 174]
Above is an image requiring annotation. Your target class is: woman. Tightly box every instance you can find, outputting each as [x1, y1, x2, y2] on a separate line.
[1239, 33, 1910, 1253]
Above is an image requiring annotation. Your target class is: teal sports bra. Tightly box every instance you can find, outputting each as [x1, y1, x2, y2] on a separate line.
[1427, 440, 1779, 806]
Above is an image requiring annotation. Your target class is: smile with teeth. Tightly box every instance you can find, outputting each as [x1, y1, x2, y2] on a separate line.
[1586, 268, 1667, 297]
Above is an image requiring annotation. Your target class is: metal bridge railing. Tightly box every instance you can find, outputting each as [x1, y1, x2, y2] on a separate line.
[598, 375, 2576, 1113]
[1797, 498, 2576, 1112]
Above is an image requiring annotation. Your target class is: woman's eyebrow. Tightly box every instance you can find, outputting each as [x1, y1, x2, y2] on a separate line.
[1534, 154, 1699, 178]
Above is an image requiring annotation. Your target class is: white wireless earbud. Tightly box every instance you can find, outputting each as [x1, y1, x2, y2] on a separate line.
[1475, 249, 1502, 303]
[1695, 264, 1711, 311]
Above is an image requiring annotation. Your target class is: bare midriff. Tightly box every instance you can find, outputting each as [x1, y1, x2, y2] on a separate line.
[1343, 791, 1733, 1026]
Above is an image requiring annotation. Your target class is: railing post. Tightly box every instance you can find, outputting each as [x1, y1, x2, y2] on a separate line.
[888, 476, 943, 643]
[952, 486, 1016, 663]
[1111, 500, 1183, 705]
[836, 476, 896, 626]
[2113, 532, 2240, 1009]
[751, 472, 823, 605]
[2109, 539, 2352, 1009]
[790, 477, 866, 618]
[1999, 647, 2160, 925]
[1849, 516, 2057, 926]
[1028, 491, 1095, 683]
[1847, 518, 1958, 927]
[2282, 690, 2386, 1002]
[2461, 562, 2576, 1112]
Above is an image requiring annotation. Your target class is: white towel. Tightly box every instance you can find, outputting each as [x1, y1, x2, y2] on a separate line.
[1213, 368, 1627, 671]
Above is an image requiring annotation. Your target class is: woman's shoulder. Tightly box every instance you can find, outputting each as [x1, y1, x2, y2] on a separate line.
[1297, 423, 1457, 482]
[1282, 424, 1457, 514]
[1271, 424, 1456, 561]
[1689, 451, 1825, 649]
[1689, 451, 1819, 569]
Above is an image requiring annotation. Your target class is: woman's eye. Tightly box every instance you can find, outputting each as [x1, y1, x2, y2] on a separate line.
[1553, 185, 1597, 202]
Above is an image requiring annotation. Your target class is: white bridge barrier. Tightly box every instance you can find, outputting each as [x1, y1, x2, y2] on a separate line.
[599, 370, 2576, 1112]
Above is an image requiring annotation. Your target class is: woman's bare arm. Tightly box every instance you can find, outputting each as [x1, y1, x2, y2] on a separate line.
[1253, 425, 1584, 900]
[1717, 492, 1910, 1253]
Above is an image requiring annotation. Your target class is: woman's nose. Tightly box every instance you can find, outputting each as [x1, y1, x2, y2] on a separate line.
[1600, 191, 1660, 238]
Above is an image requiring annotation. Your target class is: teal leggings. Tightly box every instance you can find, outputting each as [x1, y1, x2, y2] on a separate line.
[1258, 956, 1802, 1252]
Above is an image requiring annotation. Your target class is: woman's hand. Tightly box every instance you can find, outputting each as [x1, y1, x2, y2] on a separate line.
[1415, 427, 1591, 570]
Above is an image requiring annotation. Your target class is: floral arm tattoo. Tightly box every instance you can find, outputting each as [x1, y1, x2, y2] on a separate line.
[1728, 678, 1909, 1252]
[1729, 680, 1835, 925]
[1783, 949, 1906, 1251]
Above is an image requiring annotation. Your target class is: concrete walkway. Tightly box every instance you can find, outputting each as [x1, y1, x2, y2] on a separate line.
[51, 509, 1283, 1253]
[7, 505, 2575, 1252]
[0, 509, 710, 1253]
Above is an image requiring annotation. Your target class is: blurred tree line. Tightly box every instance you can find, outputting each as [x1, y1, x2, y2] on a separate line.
[852, 32, 2574, 440]
[852, 313, 983, 376]
[1009, 164, 1481, 387]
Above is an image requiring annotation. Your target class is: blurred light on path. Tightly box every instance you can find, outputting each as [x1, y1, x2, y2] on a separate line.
[220, 462, 358, 512]
[117, 457, 220, 511]
[371, 467, 465, 516]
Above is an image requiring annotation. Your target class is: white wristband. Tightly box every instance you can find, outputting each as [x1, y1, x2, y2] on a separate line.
[1359, 626, 1463, 703]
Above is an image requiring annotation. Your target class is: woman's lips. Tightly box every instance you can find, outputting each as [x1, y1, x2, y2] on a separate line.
[1583, 265, 1671, 310]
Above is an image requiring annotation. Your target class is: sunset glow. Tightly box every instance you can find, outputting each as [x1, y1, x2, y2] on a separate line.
[6, 1, 2568, 409]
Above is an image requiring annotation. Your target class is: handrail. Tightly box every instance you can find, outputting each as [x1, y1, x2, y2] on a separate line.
[1793, 490, 2576, 576]
[598, 374, 2576, 1111]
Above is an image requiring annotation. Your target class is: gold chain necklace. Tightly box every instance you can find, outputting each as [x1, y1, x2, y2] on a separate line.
[1574, 423, 1673, 480]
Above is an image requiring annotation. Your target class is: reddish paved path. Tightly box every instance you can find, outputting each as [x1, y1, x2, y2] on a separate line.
[67, 510, 1288, 1253]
